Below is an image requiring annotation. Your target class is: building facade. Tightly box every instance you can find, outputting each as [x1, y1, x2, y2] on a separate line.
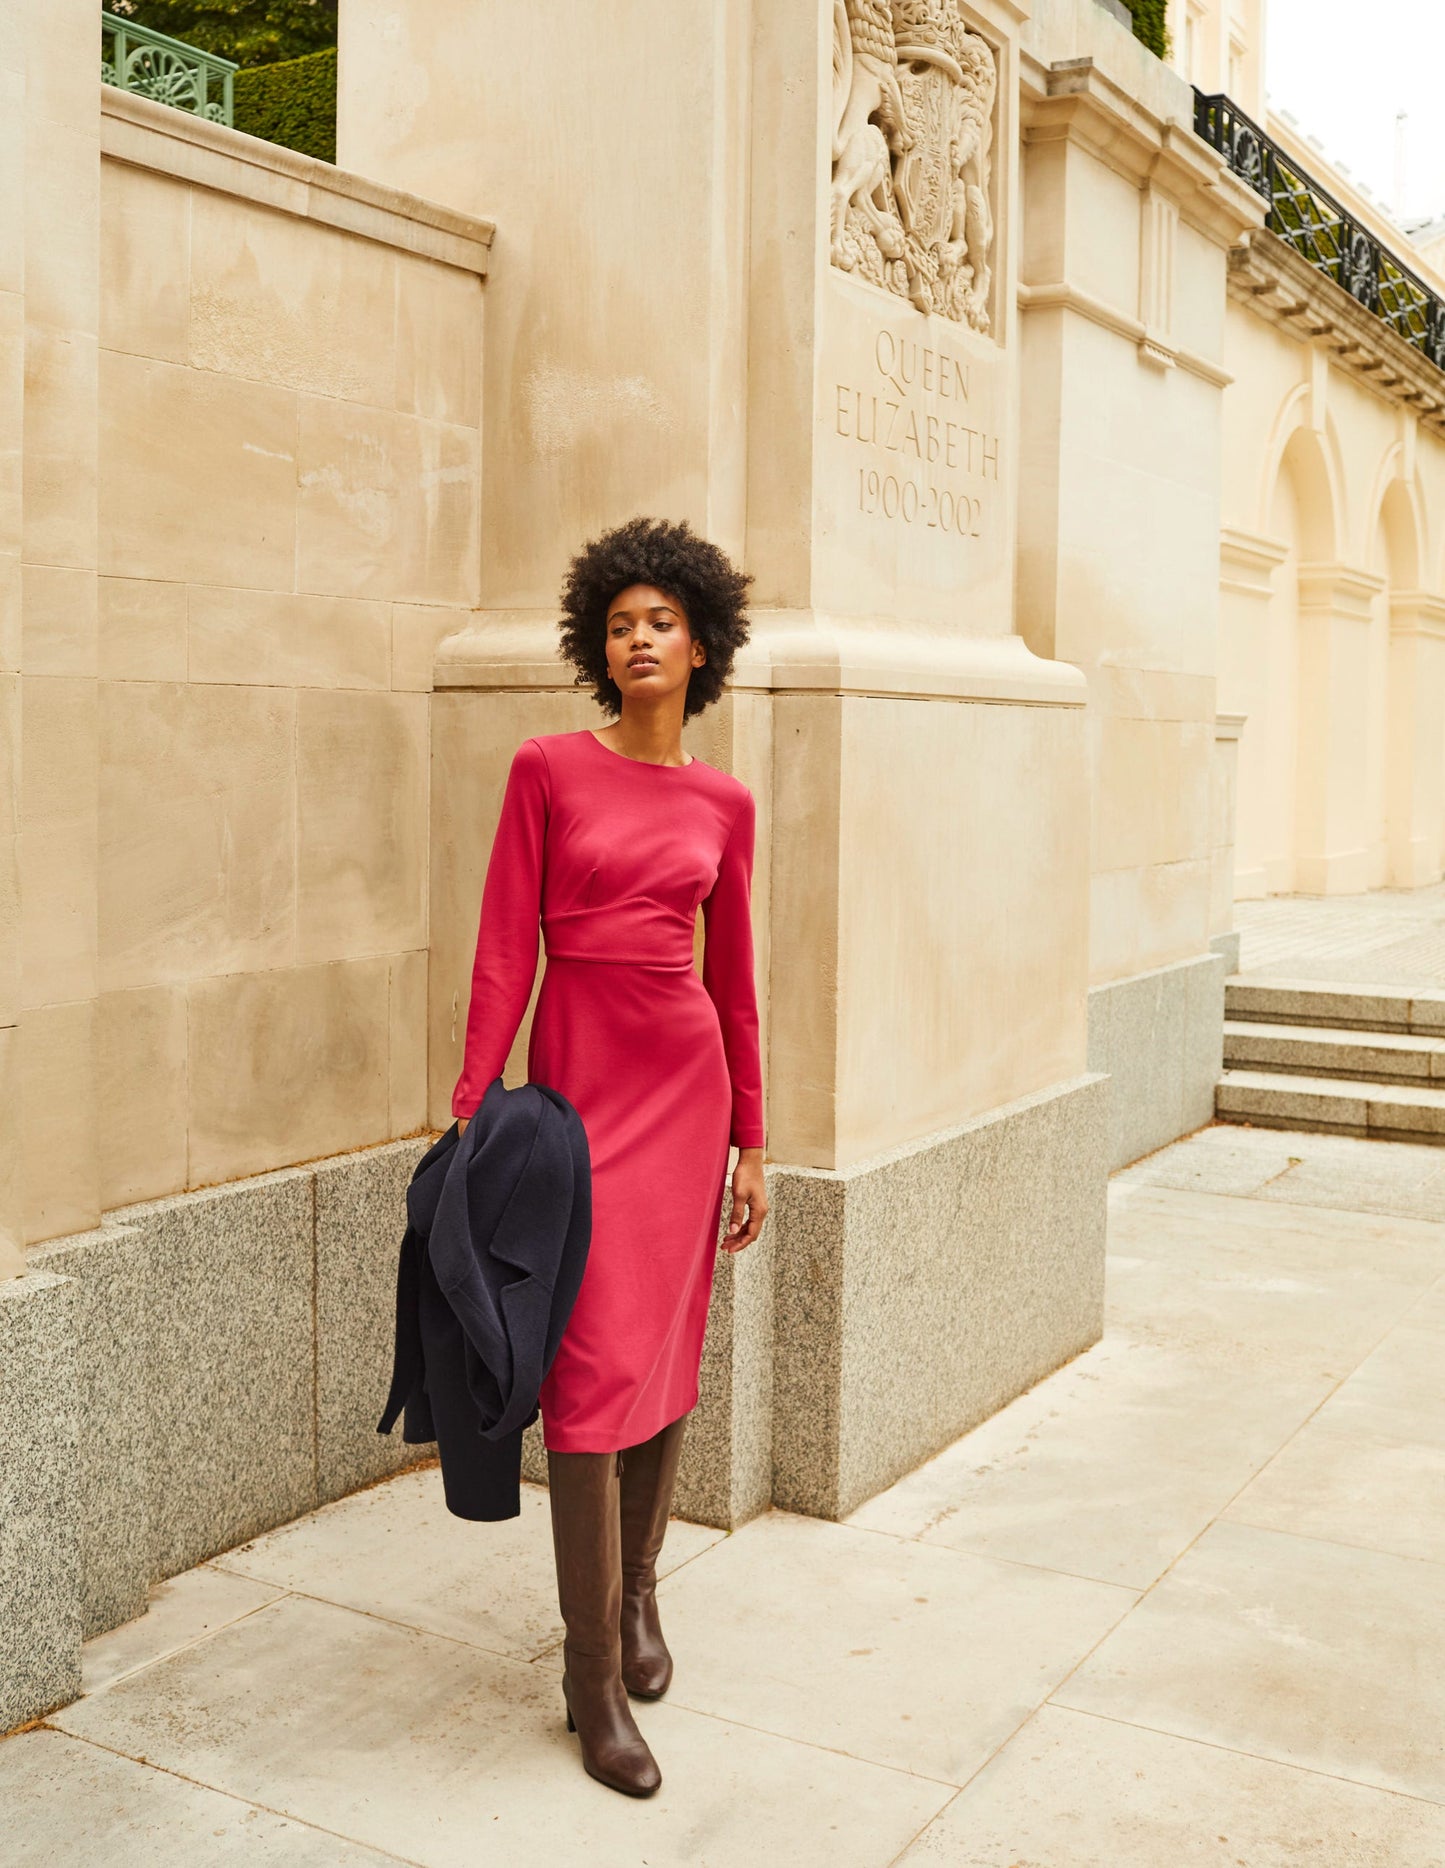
[6, 0, 1441, 1732]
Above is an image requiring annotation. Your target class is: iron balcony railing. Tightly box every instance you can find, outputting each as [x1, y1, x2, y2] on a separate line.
[101, 9, 236, 125]
[1194, 88, 1445, 373]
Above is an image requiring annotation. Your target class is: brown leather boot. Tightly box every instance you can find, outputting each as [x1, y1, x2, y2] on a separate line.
[617, 1413, 689, 1698]
[546, 1446, 662, 1796]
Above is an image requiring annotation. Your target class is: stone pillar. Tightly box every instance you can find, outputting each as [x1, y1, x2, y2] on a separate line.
[1295, 562, 1384, 895]
[17, 0, 101, 1248]
[1210, 711, 1245, 971]
[0, 5, 23, 1281]
[1386, 592, 1445, 888]
[1217, 527, 1288, 900]
[0, 0, 97, 1734]
[340, 0, 1106, 1525]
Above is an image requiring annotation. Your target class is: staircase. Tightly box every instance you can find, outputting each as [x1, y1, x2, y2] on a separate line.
[1217, 980, 1445, 1143]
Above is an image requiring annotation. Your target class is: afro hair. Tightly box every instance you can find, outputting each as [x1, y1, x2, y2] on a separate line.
[556, 515, 752, 721]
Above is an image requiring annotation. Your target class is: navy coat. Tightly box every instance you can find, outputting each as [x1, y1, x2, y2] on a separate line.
[377, 1075, 593, 1520]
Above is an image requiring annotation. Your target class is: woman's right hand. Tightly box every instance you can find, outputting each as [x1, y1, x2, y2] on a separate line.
[457, 1116, 470, 1137]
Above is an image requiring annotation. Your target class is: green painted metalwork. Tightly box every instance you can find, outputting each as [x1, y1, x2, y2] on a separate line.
[101, 10, 237, 126]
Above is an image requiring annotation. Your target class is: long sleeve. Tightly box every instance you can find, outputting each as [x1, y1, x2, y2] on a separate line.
[701, 789, 766, 1152]
[451, 739, 549, 1120]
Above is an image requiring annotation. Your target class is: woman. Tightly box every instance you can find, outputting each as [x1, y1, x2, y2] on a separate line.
[452, 515, 768, 1798]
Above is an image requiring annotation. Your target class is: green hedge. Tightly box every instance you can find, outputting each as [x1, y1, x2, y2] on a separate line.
[1123, 0, 1169, 59]
[233, 42, 336, 161]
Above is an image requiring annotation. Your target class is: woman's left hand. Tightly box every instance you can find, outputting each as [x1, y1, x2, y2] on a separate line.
[721, 1149, 768, 1253]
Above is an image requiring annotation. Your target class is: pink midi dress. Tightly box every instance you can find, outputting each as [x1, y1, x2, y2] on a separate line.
[450, 727, 766, 1453]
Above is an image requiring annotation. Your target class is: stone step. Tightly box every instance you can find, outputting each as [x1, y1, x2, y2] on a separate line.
[1215, 1067, 1445, 1143]
[1224, 977, 1445, 1037]
[1222, 1018, 1445, 1087]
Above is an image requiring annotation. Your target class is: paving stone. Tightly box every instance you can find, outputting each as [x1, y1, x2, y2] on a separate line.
[897, 1703, 1445, 1867]
[1056, 1519, 1445, 1803]
[54, 1593, 951, 1866]
[0, 1728, 397, 1867]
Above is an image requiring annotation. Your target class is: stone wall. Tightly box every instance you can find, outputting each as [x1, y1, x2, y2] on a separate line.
[4, 1134, 430, 1732]
[16, 81, 492, 1252]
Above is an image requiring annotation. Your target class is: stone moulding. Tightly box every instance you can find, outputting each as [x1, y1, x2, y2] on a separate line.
[831, 0, 999, 331]
[432, 609, 1089, 708]
[1229, 229, 1445, 432]
[1016, 278, 1232, 388]
[1021, 56, 1267, 250]
[100, 85, 495, 276]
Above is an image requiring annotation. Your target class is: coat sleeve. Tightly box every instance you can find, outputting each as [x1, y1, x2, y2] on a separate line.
[701, 788, 766, 1152]
[451, 739, 549, 1120]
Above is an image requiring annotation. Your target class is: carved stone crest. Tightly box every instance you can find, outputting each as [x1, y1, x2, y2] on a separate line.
[831, 0, 997, 331]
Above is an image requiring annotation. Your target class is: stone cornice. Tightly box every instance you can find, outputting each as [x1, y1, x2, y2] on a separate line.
[1017, 279, 1232, 385]
[1228, 229, 1445, 432]
[100, 86, 495, 275]
[1389, 591, 1445, 639]
[1214, 711, 1247, 741]
[1220, 526, 1289, 594]
[1021, 57, 1266, 248]
[435, 611, 1089, 708]
[1296, 562, 1386, 620]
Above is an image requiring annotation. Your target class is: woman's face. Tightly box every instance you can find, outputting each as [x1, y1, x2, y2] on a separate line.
[604, 583, 703, 703]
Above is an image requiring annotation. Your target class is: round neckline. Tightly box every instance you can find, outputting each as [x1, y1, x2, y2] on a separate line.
[583, 729, 696, 770]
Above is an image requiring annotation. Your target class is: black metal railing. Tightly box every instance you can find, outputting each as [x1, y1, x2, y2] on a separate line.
[1194, 89, 1445, 372]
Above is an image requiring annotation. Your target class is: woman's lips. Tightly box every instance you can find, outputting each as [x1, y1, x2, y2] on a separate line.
[629, 660, 658, 670]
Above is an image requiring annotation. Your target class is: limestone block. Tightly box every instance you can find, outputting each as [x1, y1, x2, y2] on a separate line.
[0, 1035, 16, 1276]
[19, 689, 100, 1028]
[773, 1076, 1108, 1520]
[24, 123, 99, 341]
[1137, 856, 1212, 973]
[187, 957, 390, 1187]
[0, 549, 16, 679]
[108, 1171, 316, 1579]
[391, 602, 469, 692]
[0, 1270, 80, 1732]
[100, 680, 296, 991]
[23, 327, 98, 570]
[1089, 861, 1145, 981]
[99, 163, 190, 365]
[296, 689, 427, 963]
[0, 673, 16, 1028]
[189, 188, 397, 406]
[21, 674, 94, 832]
[99, 350, 296, 588]
[22, 562, 96, 677]
[314, 1137, 433, 1503]
[21, 999, 98, 1244]
[189, 587, 391, 692]
[0, 294, 24, 578]
[395, 252, 482, 426]
[98, 984, 187, 1209]
[295, 396, 480, 607]
[97, 576, 187, 683]
[0, 70, 21, 298]
[28, 1226, 150, 1637]
[387, 949, 427, 1136]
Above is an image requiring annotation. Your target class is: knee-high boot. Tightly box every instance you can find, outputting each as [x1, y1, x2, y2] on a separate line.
[617, 1412, 689, 1698]
[546, 1446, 662, 1797]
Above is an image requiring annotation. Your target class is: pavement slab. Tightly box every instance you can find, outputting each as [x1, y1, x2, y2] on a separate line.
[9, 1123, 1445, 1861]
[51, 1592, 951, 1867]
[895, 1703, 1445, 1868]
[1054, 1519, 1445, 1804]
